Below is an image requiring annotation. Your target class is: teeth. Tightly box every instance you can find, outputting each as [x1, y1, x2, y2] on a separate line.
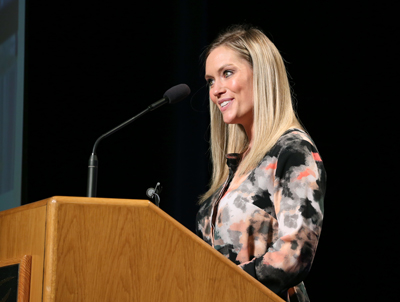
[221, 101, 230, 107]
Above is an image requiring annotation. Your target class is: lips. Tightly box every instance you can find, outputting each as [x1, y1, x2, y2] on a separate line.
[218, 98, 233, 112]
[220, 100, 230, 107]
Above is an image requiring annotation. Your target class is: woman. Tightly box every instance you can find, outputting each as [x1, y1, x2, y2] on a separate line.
[196, 25, 326, 302]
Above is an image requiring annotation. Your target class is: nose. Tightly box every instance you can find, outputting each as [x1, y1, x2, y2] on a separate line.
[210, 80, 225, 98]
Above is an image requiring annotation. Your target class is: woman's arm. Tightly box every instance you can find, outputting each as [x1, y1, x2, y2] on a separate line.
[240, 138, 326, 294]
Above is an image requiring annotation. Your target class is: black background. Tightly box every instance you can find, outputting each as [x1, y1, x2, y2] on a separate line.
[22, 1, 398, 300]
[0, 264, 18, 301]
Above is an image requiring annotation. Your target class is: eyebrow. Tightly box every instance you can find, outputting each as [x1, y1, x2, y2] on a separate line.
[205, 64, 234, 79]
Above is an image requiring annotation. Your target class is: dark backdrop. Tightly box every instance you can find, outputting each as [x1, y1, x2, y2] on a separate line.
[23, 1, 398, 300]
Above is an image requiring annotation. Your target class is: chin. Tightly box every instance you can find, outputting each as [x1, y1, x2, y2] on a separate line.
[223, 119, 236, 125]
[223, 117, 240, 125]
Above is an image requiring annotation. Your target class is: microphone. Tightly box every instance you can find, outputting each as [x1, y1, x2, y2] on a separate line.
[87, 84, 190, 197]
[146, 182, 162, 207]
[148, 84, 191, 111]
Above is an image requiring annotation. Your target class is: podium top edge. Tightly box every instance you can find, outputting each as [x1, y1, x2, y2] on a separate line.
[0, 196, 151, 216]
[46, 196, 150, 207]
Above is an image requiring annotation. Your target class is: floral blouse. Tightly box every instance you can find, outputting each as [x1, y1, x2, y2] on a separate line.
[196, 129, 326, 302]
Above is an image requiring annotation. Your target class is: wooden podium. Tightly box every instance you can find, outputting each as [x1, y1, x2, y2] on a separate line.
[0, 196, 283, 302]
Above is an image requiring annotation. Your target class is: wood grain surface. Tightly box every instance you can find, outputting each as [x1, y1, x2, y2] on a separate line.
[43, 196, 282, 302]
[1, 196, 283, 302]
[18, 255, 32, 302]
[0, 201, 46, 302]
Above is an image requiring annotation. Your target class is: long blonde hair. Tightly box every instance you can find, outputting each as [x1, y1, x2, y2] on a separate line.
[200, 25, 303, 203]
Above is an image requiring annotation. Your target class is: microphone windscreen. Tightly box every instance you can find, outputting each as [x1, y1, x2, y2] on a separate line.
[163, 84, 191, 104]
[146, 188, 155, 198]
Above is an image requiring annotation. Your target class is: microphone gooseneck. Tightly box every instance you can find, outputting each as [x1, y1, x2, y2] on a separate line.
[86, 84, 191, 197]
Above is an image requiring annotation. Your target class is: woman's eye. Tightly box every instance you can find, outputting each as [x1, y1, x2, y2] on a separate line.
[223, 70, 233, 77]
[207, 79, 214, 86]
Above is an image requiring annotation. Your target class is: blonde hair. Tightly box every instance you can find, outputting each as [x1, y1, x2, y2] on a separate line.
[200, 25, 303, 203]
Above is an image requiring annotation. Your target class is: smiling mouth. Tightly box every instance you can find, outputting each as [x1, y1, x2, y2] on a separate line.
[220, 100, 232, 108]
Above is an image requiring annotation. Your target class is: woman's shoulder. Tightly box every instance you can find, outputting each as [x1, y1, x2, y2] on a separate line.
[268, 128, 319, 157]
[259, 128, 324, 171]
[262, 127, 325, 180]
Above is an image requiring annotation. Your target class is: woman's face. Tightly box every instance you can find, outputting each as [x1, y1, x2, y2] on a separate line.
[205, 46, 254, 130]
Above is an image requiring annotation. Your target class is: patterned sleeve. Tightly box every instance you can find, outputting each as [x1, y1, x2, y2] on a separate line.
[240, 137, 326, 294]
